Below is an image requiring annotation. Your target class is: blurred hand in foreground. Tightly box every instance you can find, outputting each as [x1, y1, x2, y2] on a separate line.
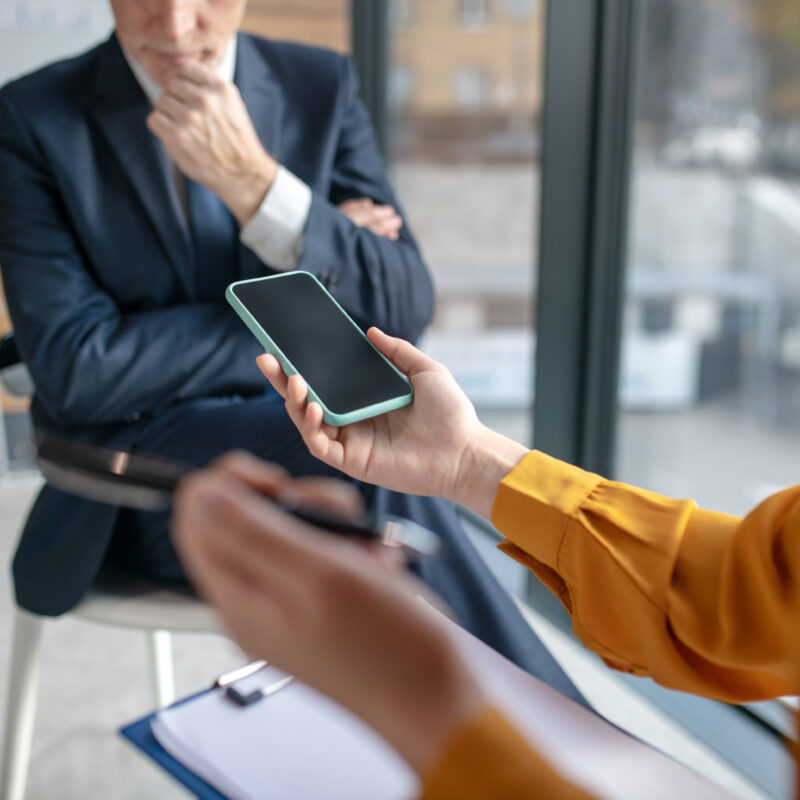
[171, 450, 486, 775]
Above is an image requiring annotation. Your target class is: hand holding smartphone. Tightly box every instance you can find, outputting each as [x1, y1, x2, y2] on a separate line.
[226, 272, 413, 426]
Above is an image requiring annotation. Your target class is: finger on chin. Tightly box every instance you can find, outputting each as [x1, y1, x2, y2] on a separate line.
[175, 61, 218, 86]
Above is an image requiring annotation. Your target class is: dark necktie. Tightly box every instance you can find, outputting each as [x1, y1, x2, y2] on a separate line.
[185, 177, 239, 301]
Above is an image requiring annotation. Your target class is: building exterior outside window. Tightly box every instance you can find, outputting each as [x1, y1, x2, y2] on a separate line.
[455, 65, 490, 109]
[615, 0, 800, 518]
[390, 0, 413, 28]
[390, 64, 415, 108]
[507, 0, 534, 20]
[240, 0, 350, 52]
[390, 3, 544, 450]
[460, 0, 489, 29]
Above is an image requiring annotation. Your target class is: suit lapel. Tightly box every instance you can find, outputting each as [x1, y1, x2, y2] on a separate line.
[235, 34, 283, 167]
[235, 35, 284, 280]
[89, 36, 194, 296]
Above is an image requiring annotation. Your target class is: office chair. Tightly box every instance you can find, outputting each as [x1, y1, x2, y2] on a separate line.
[0, 332, 224, 800]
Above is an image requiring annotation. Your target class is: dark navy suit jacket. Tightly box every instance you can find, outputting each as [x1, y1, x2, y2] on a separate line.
[0, 33, 434, 615]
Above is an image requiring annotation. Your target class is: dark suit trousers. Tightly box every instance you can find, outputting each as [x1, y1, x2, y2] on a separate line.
[109, 390, 586, 707]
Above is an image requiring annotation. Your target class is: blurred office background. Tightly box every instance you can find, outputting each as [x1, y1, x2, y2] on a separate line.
[0, 1, 798, 797]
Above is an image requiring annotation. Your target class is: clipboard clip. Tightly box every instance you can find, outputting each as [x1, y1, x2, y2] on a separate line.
[214, 660, 295, 707]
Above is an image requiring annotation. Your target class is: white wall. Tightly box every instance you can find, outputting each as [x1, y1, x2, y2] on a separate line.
[0, 1, 113, 85]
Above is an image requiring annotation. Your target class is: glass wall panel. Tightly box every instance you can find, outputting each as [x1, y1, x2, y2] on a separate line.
[388, 0, 544, 446]
[616, 0, 800, 515]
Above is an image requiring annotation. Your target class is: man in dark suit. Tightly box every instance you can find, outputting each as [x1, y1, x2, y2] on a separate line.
[0, 0, 584, 703]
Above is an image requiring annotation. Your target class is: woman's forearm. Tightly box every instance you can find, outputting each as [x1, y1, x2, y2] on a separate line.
[451, 424, 529, 520]
[492, 449, 800, 701]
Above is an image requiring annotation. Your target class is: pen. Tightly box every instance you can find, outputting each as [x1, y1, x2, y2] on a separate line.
[281, 502, 388, 543]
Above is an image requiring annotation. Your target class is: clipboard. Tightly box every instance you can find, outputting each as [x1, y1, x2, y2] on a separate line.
[121, 690, 227, 800]
[121, 663, 418, 800]
[121, 661, 304, 800]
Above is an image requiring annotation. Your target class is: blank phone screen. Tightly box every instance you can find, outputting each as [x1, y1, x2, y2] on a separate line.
[231, 273, 411, 416]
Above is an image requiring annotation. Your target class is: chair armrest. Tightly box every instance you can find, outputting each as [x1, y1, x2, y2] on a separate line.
[0, 333, 33, 397]
[0, 332, 21, 370]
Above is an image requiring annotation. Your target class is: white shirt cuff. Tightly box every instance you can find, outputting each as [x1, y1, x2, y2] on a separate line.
[240, 166, 312, 271]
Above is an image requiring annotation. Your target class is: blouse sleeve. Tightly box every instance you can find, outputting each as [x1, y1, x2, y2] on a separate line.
[492, 450, 800, 702]
[419, 707, 594, 800]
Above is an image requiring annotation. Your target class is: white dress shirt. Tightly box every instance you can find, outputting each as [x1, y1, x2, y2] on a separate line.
[122, 36, 311, 271]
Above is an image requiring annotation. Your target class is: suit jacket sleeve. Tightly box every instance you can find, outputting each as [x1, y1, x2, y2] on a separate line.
[0, 90, 265, 427]
[298, 56, 434, 343]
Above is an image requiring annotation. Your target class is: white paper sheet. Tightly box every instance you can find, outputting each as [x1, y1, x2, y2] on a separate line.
[152, 668, 418, 800]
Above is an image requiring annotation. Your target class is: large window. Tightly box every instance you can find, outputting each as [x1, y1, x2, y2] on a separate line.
[389, 2, 544, 447]
[615, 0, 800, 517]
[525, 2, 799, 794]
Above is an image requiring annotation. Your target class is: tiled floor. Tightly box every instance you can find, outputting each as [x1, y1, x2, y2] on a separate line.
[0, 474, 768, 799]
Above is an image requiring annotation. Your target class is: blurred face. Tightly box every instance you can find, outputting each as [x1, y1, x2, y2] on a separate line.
[110, 0, 247, 86]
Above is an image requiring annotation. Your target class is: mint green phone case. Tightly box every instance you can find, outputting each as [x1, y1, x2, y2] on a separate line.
[226, 272, 413, 426]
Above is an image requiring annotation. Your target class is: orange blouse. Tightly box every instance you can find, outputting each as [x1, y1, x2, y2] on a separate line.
[420, 449, 800, 799]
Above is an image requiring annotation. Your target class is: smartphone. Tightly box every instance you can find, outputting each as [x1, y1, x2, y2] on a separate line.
[226, 272, 413, 426]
